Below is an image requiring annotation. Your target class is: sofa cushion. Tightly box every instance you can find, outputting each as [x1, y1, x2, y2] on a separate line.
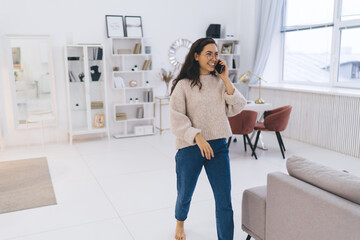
[242, 185, 267, 240]
[286, 155, 360, 205]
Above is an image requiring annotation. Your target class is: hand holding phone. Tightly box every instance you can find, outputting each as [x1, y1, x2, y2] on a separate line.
[215, 60, 225, 74]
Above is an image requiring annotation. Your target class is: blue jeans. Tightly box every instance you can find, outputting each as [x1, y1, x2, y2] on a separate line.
[175, 138, 234, 240]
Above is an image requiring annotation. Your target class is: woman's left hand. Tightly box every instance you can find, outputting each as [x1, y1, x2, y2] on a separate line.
[215, 59, 229, 80]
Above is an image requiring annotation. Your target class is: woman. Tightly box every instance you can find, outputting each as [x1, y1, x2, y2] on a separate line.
[170, 38, 246, 240]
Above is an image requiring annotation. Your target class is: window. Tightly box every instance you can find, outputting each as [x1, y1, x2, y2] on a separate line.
[282, 0, 360, 87]
[338, 27, 360, 83]
[286, 0, 334, 26]
[283, 28, 332, 84]
[341, 0, 360, 20]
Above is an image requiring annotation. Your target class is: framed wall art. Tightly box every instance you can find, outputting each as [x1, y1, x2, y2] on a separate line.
[124, 16, 143, 37]
[105, 15, 125, 38]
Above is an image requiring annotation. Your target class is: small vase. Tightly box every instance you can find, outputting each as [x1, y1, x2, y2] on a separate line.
[164, 82, 170, 97]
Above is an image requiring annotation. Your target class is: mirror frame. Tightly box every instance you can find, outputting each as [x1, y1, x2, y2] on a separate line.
[168, 38, 192, 69]
[6, 34, 57, 129]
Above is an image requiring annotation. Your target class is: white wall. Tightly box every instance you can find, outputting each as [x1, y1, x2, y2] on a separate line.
[238, 0, 260, 74]
[0, 0, 260, 146]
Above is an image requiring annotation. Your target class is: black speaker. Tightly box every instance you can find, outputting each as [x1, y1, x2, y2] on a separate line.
[206, 24, 221, 38]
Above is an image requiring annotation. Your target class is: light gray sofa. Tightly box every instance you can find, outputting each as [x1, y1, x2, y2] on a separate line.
[242, 156, 360, 240]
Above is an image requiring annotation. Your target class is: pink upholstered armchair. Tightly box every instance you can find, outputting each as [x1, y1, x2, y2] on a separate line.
[228, 110, 258, 159]
[254, 105, 292, 159]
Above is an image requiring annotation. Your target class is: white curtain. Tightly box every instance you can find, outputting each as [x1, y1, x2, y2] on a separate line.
[250, 0, 284, 84]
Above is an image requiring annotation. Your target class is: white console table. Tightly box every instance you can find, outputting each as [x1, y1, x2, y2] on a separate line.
[155, 96, 170, 134]
[243, 101, 272, 113]
[0, 115, 4, 151]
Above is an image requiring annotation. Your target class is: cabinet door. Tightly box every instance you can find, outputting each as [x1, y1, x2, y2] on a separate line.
[87, 47, 106, 130]
[66, 46, 89, 132]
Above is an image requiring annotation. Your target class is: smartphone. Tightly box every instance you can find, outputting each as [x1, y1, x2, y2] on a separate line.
[215, 61, 225, 74]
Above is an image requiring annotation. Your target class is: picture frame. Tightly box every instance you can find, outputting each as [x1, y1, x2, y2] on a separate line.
[105, 15, 125, 38]
[12, 47, 21, 69]
[124, 16, 143, 37]
[221, 43, 233, 54]
[94, 114, 105, 128]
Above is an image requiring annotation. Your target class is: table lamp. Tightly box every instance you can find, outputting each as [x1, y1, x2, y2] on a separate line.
[239, 70, 267, 104]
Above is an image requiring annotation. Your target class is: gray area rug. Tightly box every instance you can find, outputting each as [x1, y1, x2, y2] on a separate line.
[0, 157, 57, 214]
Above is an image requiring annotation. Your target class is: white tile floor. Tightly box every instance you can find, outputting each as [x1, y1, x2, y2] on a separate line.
[0, 132, 359, 240]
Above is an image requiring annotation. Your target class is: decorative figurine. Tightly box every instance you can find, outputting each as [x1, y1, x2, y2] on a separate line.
[90, 65, 101, 81]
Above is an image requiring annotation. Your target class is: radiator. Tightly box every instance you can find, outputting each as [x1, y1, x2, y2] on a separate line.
[249, 87, 360, 158]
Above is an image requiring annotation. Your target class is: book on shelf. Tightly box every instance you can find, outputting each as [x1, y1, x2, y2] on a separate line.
[91, 101, 103, 109]
[68, 70, 76, 82]
[142, 60, 151, 70]
[144, 89, 153, 102]
[117, 49, 131, 54]
[133, 43, 142, 54]
[116, 113, 127, 120]
[96, 48, 103, 60]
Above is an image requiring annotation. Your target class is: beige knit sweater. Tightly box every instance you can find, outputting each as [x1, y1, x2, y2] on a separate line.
[170, 74, 246, 149]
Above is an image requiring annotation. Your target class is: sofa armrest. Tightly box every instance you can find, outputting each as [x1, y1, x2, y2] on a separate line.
[266, 172, 360, 240]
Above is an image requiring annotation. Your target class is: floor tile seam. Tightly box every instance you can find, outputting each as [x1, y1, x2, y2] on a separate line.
[73, 143, 159, 156]
[75, 152, 104, 179]
[0, 217, 119, 240]
[0, 154, 48, 162]
[119, 198, 215, 219]
[78, 147, 175, 160]
[77, 152, 174, 168]
[145, 141, 177, 155]
[50, 176, 98, 187]
[252, 158, 286, 168]
[50, 174, 101, 188]
[78, 149, 138, 157]
[76, 147, 175, 165]
[47, 153, 98, 186]
[90, 166, 175, 180]
[140, 139, 176, 158]
[71, 135, 172, 159]
[258, 159, 286, 171]
[79, 155, 136, 240]
[229, 157, 286, 169]
[73, 148, 176, 227]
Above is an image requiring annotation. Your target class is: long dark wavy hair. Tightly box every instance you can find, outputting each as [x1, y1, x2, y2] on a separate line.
[170, 38, 217, 95]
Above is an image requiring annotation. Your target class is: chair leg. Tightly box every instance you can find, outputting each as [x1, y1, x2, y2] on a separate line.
[275, 131, 286, 152]
[246, 234, 252, 240]
[245, 134, 257, 159]
[275, 132, 285, 159]
[277, 131, 286, 151]
[243, 135, 247, 152]
[252, 130, 261, 156]
[227, 136, 232, 149]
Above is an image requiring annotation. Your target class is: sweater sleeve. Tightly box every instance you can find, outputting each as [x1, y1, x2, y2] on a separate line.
[170, 82, 201, 145]
[223, 88, 247, 117]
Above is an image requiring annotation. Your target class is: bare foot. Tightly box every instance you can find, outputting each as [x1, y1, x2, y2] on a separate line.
[175, 220, 186, 240]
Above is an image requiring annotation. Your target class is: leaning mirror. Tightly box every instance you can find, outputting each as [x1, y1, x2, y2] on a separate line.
[7, 35, 57, 128]
[168, 39, 192, 69]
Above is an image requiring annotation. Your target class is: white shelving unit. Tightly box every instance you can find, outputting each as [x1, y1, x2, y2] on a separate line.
[214, 39, 241, 83]
[0, 116, 4, 151]
[64, 44, 109, 143]
[110, 37, 155, 138]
